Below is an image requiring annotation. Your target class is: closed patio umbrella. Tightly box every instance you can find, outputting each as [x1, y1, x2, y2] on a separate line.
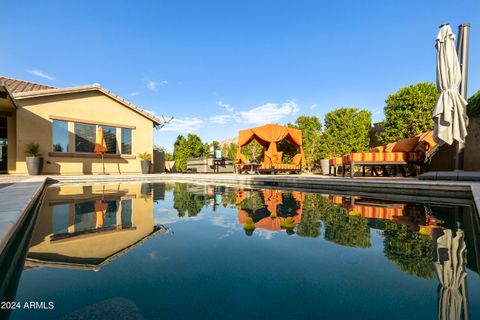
[434, 229, 468, 320]
[94, 199, 108, 229]
[94, 127, 108, 174]
[432, 25, 469, 146]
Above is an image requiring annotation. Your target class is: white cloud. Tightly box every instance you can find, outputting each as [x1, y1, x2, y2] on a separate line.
[129, 91, 140, 97]
[239, 100, 299, 125]
[209, 114, 231, 124]
[144, 109, 156, 115]
[162, 117, 203, 132]
[217, 101, 234, 112]
[28, 69, 55, 81]
[146, 80, 168, 91]
[310, 104, 318, 110]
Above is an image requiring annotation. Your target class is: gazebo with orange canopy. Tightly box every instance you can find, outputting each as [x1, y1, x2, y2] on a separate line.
[235, 123, 306, 174]
[237, 189, 304, 233]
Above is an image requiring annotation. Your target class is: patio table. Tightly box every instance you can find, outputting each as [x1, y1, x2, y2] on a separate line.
[240, 163, 261, 174]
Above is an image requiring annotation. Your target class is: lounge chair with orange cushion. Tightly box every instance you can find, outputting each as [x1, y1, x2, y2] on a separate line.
[342, 131, 438, 178]
[329, 157, 343, 176]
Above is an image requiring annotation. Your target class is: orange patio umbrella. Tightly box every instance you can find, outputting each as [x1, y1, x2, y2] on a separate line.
[94, 127, 108, 174]
[94, 199, 108, 229]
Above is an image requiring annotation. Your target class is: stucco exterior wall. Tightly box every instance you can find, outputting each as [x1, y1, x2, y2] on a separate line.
[28, 183, 156, 268]
[12, 91, 154, 174]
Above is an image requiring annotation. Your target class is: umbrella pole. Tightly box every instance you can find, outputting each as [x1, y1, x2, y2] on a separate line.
[102, 153, 105, 175]
[454, 23, 471, 171]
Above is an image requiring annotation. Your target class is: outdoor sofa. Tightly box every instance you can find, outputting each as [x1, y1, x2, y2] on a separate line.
[329, 131, 438, 178]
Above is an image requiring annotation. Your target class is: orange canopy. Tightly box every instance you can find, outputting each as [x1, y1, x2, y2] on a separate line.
[237, 189, 304, 232]
[236, 123, 305, 166]
[237, 123, 303, 148]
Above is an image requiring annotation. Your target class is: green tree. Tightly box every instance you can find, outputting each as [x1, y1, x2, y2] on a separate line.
[467, 90, 480, 118]
[296, 193, 371, 247]
[378, 82, 438, 144]
[296, 193, 324, 238]
[173, 183, 208, 217]
[242, 139, 264, 163]
[322, 108, 372, 157]
[277, 140, 297, 164]
[173, 134, 207, 172]
[221, 142, 238, 159]
[288, 116, 322, 171]
[383, 220, 435, 279]
[173, 135, 188, 172]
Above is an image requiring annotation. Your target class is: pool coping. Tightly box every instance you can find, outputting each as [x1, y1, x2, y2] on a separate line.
[0, 176, 47, 257]
[1, 173, 480, 258]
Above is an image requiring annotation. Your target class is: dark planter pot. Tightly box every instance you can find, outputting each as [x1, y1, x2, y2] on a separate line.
[26, 156, 44, 175]
[141, 160, 151, 174]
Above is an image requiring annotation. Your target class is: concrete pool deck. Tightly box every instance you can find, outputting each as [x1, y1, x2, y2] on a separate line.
[1, 173, 480, 257]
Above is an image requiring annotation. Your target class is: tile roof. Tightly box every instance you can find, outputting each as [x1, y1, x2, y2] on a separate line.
[0, 76, 56, 93]
[0, 76, 165, 127]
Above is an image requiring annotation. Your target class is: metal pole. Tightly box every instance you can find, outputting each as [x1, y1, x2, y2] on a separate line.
[454, 23, 471, 170]
[458, 23, 470, 98]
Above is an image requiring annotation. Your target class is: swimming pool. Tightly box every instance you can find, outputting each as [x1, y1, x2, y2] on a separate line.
[2, 181, 479, 319]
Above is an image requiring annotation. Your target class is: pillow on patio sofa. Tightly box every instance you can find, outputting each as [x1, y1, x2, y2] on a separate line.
[385, 136, 421, 153]
[414, 131, 436, 156]
[292, 153, 303, 166]
[371, 146, 384, 153]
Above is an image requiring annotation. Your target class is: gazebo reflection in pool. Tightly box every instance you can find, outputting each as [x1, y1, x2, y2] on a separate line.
[236, 189, 304, 235]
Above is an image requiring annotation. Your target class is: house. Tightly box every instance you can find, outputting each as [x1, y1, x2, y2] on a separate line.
[25, 183, 167, 271]
[0, 76, 163, 174]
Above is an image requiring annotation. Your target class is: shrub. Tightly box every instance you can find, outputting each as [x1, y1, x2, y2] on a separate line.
[322, 108, 372, 157]
[467, 90, 480, 118]
[378, 82, 438, 144]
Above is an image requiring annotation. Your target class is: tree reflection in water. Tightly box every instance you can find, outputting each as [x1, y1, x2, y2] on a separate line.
[173, 183, 209, 217]
[383, 220, 435, 279]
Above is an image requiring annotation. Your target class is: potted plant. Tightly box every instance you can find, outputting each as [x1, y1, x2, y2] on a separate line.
[138, 152, 152, 174]
[318, 137, 334, 175]
[25, 142, 44, 175]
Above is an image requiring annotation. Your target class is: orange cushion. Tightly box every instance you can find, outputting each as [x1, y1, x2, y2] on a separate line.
[343, 152, 419, 164]
[329, 157, 343, 165]
[371, 146, 384, 153]
[415, 131, 436, 155]
[385, 136, 420, 152]
[292, 153, 303, 166]
[274, 163, 300, 170]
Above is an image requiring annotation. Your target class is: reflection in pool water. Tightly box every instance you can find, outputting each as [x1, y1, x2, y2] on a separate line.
[3, 182, 480, 319]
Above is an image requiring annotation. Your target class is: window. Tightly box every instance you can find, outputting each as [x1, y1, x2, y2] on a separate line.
[74, 123, 95, 152]
[52, 204, 70, 235]
[121, 199, 133, 228]
[121, 128, 132, 154]
[52, 120, 69, 152]
[101, 125, 117, 154]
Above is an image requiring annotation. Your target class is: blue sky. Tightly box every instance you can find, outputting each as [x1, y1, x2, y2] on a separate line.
[1, 0, 479, 151]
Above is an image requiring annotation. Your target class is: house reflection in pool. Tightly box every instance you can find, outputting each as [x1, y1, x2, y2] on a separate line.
[236, 189, 304, 235]
[25, 183, 166, 271]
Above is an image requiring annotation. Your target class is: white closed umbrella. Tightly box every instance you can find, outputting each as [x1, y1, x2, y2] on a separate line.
[434, 229, 468, 320]
[433, 25, 469, 145]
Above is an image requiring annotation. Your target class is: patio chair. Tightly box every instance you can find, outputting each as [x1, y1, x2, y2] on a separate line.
[342, 131, 438, 178]
[329, 157, 343, 176]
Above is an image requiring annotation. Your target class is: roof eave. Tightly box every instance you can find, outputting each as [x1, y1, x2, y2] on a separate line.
[0, 81, 18, 109]
[13, 85, 163, 126]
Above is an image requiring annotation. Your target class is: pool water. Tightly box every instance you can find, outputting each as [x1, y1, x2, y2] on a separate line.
[3, 182, 480, 319]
